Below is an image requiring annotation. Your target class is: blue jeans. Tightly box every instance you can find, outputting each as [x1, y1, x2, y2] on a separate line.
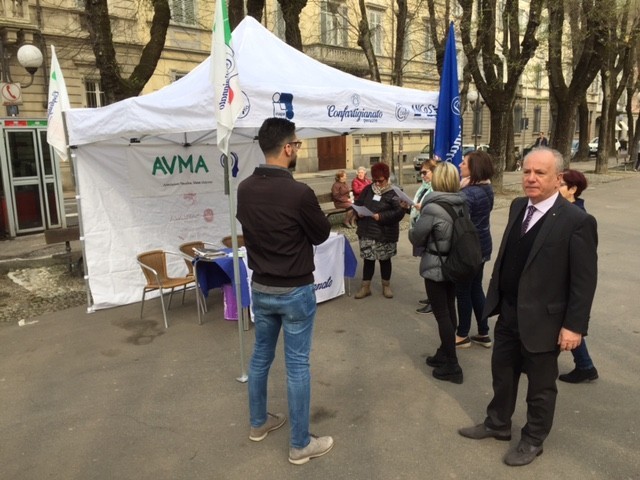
[455, 262, 489, 338]
[248, 284, 316, 449]
[571, 339, 595, 370]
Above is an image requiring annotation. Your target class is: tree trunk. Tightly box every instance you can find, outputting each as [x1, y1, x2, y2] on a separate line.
[278, 0, 306, 51]
[576, 98, 591, 161]
[228, 0, 245, 30]
[247, 0, 264, 22]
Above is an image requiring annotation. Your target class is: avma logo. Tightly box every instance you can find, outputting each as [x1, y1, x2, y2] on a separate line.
[152, 155, 209, 175]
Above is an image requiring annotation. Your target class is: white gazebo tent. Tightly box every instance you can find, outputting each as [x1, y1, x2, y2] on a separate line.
[65, 17, 439, 311]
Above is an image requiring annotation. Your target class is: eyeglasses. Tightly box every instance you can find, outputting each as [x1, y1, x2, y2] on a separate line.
[288, 141, 303, 149]
[373, 177, 386, 183]
[420, 170, 429, 176]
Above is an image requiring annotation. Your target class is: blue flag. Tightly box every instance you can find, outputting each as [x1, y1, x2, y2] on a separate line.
[434, 22, 462, 168]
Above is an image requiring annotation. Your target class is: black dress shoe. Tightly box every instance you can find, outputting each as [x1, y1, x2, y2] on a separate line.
[458, 423, 511, 441]
[432, 363, 463, 384]
[418, 298, 430, 305]
[416, 304, 433, 314]
[503, 440, 543, 466]
[558, 367, 598, 383]
[426, 349, 447, 368]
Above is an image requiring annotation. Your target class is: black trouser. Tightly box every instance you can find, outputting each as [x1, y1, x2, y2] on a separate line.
[425, 278, 457, 362]
[484, 299, 559, 446]
[362, 258, 391, 281]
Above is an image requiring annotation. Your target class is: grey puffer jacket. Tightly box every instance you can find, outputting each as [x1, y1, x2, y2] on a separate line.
[408, 191, 466, 282]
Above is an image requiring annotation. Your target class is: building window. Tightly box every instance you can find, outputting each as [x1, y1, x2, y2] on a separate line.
[85, 80, 106, 108]
[513, 104, 523, 133]
[274, 3, 286, 40]
[321, 1, 348, 47]
[171, 0, 196, 26]
[533, 106, 542, 133]
[424, 21, 435, 63]
[172, 71, 188, 82]
[368, 8, 383, 55]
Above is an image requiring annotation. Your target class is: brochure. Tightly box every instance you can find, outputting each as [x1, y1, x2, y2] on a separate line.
[351, 204, 375, 217]
[391, 185, 414, 205]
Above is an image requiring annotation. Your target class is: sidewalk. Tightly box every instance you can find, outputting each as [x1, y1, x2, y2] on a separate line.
[0, 170, 638, 479]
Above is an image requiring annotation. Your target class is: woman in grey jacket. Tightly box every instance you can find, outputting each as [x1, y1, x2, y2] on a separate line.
[409, 162, 466, 384]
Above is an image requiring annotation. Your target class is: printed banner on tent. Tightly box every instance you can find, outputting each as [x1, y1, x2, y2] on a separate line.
[313, 235, 346, 303]
[127, 145, 226, 198]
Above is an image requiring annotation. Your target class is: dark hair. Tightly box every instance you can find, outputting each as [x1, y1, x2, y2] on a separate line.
[561, 169, 588, 198]
[370, 162, 390, 180]
[466, 151, 494, 183]
[258, 118, 296, 156]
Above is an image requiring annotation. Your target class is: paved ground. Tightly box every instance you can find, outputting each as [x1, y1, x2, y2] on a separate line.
[0, 164, 639, 479]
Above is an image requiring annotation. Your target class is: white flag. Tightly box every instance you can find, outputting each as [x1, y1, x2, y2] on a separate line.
[211, 0, 244, 156]
[47, 45, 71, 162]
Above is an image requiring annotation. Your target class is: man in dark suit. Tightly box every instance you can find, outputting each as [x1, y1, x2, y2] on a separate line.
[534, 131, 548, 147]
[458, 147, 598, 466]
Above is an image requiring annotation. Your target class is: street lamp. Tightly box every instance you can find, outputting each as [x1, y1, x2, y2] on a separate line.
[16, 44, 44, 87]
[466, 90, 484, 151]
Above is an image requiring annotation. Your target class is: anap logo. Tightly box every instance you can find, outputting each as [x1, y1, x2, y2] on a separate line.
[273, 92, 294, 119]
[219, 151, 239, 178]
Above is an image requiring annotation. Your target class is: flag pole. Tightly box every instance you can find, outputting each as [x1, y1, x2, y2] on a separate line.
[212, 0, 248, 383]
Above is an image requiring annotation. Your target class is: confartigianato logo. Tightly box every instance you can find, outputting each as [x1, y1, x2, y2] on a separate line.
[327, 94, 382, 123]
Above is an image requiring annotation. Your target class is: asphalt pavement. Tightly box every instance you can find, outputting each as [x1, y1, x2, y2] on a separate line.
[0, 166, 639, 480]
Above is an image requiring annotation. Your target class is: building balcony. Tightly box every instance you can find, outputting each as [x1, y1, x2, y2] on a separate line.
[304, 43, 370, 77]
[0, 0, 32, 25]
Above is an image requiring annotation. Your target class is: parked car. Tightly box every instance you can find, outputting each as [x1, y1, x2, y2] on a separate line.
[462, 144, 489, 156]
[412, 145, 432, 171]
[589, 137, 621, 156]
[413, 144, 489, 172]
[570, 139, 580, 159]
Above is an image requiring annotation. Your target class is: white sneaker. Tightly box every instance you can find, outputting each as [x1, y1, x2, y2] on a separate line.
[288, 435, 334, 465]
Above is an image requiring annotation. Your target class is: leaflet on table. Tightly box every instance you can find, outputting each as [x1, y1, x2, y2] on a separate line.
[193, 247, 226, 258]
[351, 204, 375, 217]
[391, 185, 414, 205]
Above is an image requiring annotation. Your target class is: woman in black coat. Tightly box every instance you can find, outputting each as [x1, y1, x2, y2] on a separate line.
[455, 151, 495, 348]
[353, 162, 406, 299]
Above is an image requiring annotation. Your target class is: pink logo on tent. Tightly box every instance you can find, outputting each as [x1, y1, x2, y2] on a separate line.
[203, 209, 214, 223]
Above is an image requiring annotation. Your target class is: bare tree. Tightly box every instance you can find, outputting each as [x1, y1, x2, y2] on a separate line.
[547, 0, 607, 167]
[277, 0, 307, 51]
[82, 0, 171, 104]
[594, 0, 640, 173]
[458, 0, 545, 191]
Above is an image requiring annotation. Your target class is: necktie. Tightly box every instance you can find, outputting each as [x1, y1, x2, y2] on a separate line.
[520, 205, 536, 237]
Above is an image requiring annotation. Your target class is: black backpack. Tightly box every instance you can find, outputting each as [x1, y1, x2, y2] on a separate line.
[429, 201, 483, 283]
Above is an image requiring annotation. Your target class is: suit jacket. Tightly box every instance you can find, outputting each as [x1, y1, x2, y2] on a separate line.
[483, 195, 598, 353]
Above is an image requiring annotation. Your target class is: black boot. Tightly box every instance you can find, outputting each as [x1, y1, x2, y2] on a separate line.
[433, 361, 463, 384]
[426, 348, 447, 368]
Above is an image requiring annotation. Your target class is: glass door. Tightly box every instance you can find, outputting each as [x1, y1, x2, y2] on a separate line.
[4, 128, 62, 234]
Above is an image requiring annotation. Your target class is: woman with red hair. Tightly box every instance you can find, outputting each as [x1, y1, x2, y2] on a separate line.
[352, 162, 406, 299]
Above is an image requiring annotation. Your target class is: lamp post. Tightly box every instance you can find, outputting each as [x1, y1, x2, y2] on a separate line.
[0, 42, 43, 115]
[466, 90, 484, 151]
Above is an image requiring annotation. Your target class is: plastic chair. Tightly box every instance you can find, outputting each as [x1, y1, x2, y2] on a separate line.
[137, 250, 196, 328]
